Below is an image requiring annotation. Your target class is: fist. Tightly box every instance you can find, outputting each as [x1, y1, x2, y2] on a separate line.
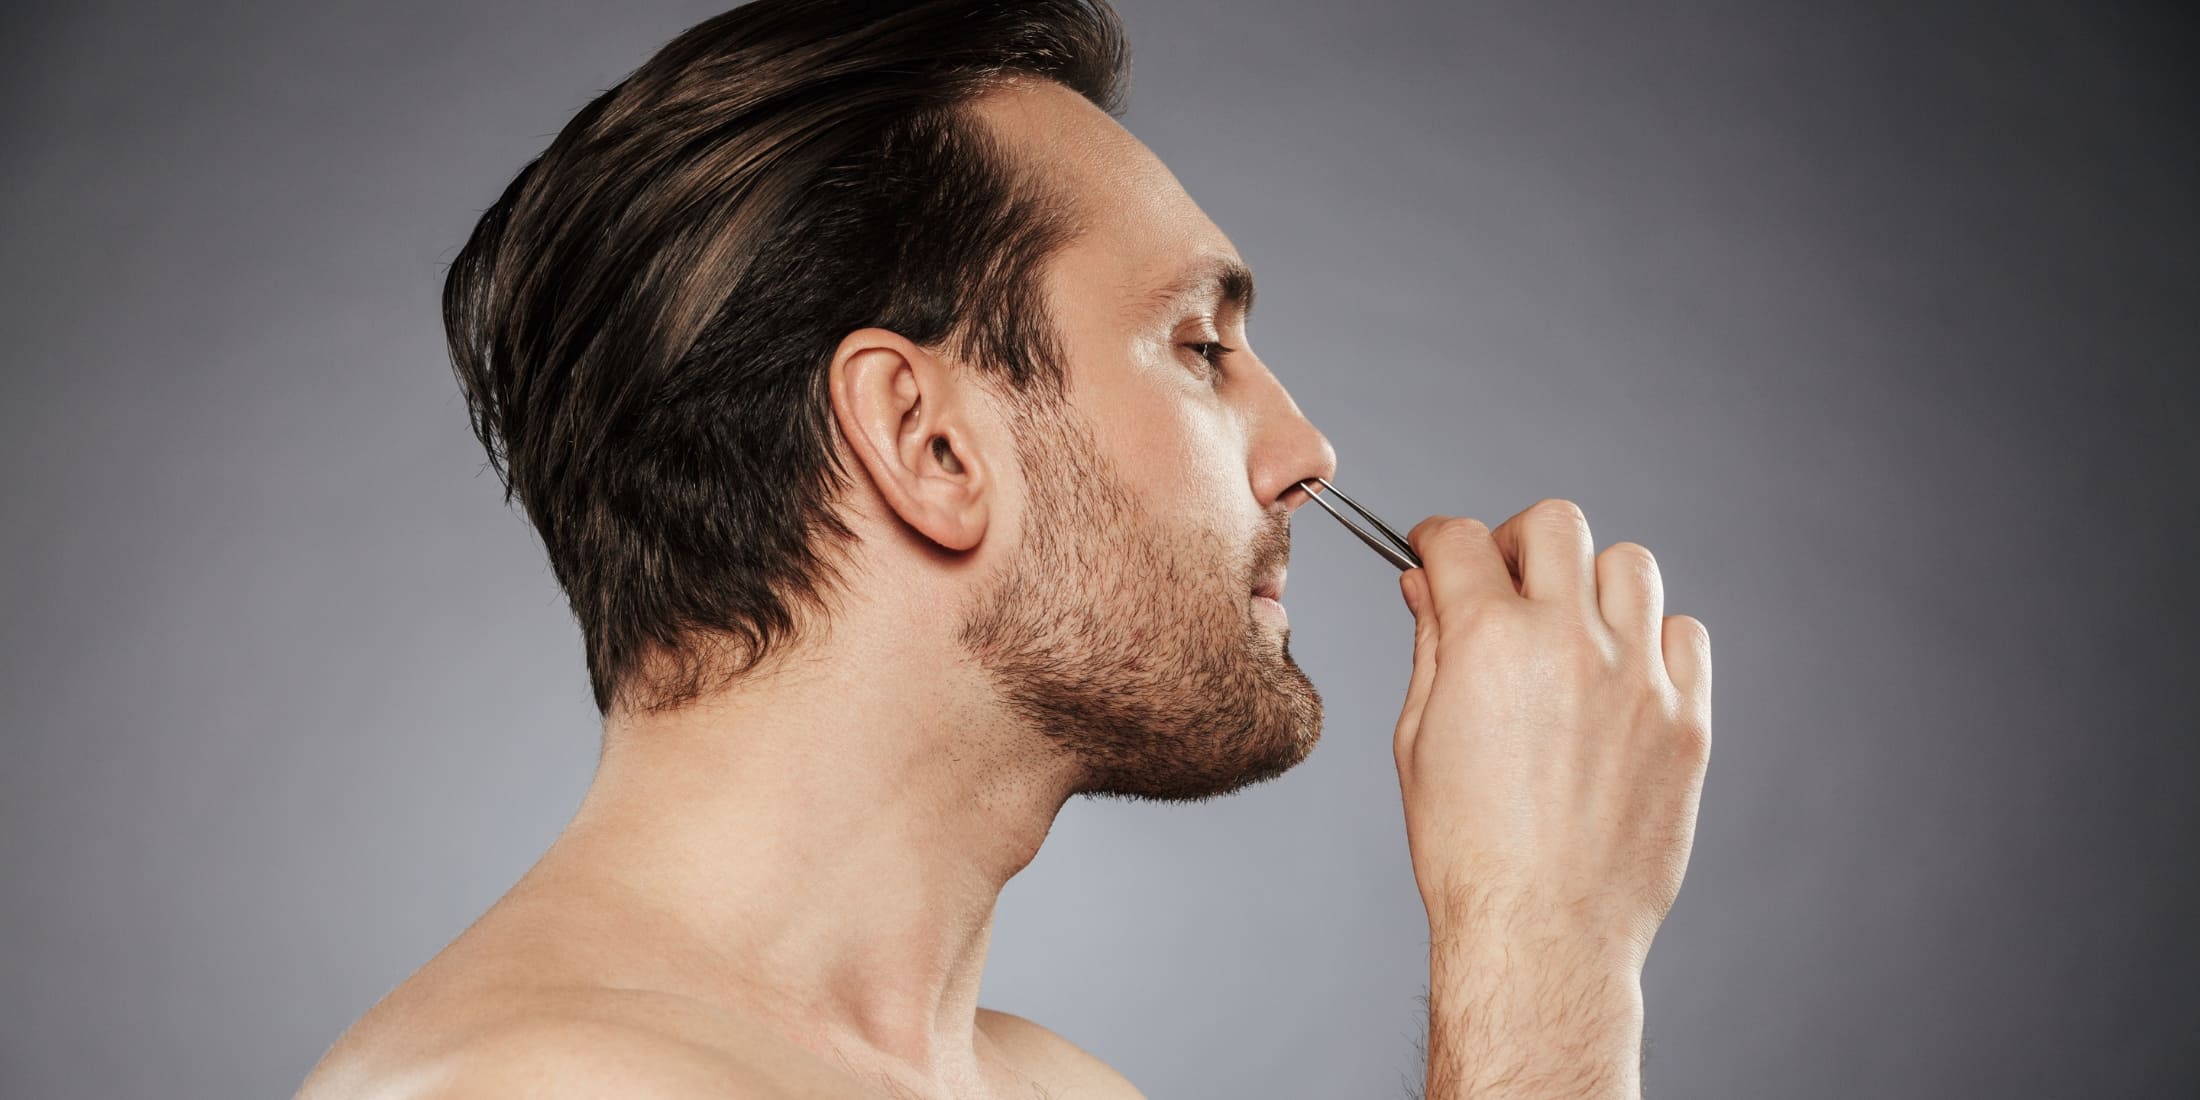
[1393, 499, 1713, 970]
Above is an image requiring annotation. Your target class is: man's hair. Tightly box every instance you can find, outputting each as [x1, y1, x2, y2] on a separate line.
[443, 0, 1131, 717]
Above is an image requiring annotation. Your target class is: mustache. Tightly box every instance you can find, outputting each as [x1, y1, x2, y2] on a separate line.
[1248, 508, 1292, 580]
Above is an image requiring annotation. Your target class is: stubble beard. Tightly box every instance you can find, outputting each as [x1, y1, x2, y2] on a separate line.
[956, 399, 1323, 802]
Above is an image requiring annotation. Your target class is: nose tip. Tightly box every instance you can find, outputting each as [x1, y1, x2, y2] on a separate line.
[1254, 374, 1335, 512]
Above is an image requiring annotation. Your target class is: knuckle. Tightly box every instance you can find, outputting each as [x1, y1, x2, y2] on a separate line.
[1665, 613, 1710, 646]
[1673, 714, 1713, 760]
[1598, 540, 1659, 574]
[1406, 513, 1449, 546]
[1529, 497, 1588, 527]
[1599, 542, 1662, 588]
[1656, 681, 1712, 757]
[1428, 516, 1489, 553]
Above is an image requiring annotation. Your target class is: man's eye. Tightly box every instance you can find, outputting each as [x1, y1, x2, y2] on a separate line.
[1184, 341, 1236, 380]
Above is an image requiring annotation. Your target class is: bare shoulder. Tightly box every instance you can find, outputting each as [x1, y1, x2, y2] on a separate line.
[413, 1013, 773, 1098]
[298, 988, 871, 1100]
[978, 1008, 1146, 1099]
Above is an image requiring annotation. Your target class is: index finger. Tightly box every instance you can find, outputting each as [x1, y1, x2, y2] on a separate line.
[1406, 514, 1521, 625]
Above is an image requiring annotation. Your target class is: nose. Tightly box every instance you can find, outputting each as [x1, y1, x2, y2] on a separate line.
[1245, 364, 1337, 514]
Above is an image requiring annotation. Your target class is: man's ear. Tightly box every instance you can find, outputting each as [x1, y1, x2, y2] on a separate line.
[828, 327, 990, 553]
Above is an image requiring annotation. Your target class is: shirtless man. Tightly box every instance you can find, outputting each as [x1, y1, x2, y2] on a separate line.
[298, 2, 1713, 1097]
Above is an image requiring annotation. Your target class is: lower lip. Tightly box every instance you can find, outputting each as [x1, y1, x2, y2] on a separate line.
[1252, 594, 1286, 623]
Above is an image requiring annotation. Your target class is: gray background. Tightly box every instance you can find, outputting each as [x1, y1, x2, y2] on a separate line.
[3, 1, 2193, 1097]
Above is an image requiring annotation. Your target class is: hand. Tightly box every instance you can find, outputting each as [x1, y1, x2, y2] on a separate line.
[1394, 499, 1713, 972]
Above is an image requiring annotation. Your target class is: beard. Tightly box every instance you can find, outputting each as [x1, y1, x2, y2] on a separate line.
[955, 398, 1323, 802]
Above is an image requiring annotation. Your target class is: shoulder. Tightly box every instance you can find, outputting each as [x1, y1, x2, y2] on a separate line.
[300, 991, 871, 1100]
[409, 1014, 771, 1099]
[978, 1008, 1147, 1099]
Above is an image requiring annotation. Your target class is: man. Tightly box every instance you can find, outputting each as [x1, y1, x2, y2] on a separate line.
[299, 2, 1713, 1097]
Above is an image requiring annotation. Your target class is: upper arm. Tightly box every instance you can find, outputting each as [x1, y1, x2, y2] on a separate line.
[978, 1008, 1147, 1099]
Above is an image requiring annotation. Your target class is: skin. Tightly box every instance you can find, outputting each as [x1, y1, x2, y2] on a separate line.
[300, 73, 1714, 1100]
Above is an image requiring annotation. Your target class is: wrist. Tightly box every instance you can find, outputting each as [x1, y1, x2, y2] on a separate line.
[1429, 924, 1646, 1008]
[1423, 876, 1652, 980]
[1426, 938, 1645, 1100]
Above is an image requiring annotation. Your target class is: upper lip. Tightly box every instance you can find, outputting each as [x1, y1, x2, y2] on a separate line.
[1252, 570, 1287, 601]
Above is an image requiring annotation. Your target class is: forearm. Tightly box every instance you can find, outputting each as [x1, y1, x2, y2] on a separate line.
[1422, 920, 1645, 1100]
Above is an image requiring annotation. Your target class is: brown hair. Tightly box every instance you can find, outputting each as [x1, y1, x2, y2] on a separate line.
[442, 0, 1132, 716]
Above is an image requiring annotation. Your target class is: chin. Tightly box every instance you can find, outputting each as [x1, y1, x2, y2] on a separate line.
[1079, 652, 1325, 804]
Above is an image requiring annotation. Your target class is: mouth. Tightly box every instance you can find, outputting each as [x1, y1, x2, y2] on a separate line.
[1251, 570, 1287, 602]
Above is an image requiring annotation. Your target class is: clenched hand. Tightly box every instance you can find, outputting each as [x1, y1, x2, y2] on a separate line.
[1394, 499, 1713, 1099]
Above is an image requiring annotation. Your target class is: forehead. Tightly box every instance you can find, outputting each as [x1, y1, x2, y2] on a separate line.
[965, 79, 1242, 325]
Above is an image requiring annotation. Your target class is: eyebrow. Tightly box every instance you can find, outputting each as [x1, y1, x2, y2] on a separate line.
[1136, 254, 1257, 326]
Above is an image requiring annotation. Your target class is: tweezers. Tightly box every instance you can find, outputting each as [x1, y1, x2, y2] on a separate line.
[1296, 476, 1423, 572]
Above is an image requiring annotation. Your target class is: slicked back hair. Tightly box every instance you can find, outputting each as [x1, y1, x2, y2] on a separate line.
[443, 1, 1133, 717]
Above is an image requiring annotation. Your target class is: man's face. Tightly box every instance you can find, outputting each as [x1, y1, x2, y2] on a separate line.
[955, 81, 1337, 801]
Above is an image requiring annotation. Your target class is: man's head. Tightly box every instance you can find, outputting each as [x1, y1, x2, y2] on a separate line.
[447, 0, 1336, 800]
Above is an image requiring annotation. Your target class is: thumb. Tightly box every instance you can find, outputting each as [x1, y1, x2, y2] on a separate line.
[1395, 569, 1440, 754]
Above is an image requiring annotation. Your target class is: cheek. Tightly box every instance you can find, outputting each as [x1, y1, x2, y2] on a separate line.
[1174, 424, 1244, 517]
[1111, 386, 1245, 518]
[1123, 424, 1259, 605]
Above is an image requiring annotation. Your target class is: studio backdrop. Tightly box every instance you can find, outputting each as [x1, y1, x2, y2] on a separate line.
[2, 1, 2193, 1097]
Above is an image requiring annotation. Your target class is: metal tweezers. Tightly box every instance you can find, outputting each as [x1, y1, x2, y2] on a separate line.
[1296, 476, 1423, 572]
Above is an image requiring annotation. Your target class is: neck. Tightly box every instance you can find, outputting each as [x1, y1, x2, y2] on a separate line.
[530, 604, 1080, 1091]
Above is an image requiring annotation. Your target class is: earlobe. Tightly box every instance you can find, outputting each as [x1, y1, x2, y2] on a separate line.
[828, 329, 989, 554]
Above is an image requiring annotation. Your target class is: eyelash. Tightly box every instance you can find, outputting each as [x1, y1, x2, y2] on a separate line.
[1185, 341, 1236, 379]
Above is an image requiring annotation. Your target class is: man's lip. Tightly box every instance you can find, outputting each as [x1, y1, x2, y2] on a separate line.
[1252, 571, 1287, 601]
